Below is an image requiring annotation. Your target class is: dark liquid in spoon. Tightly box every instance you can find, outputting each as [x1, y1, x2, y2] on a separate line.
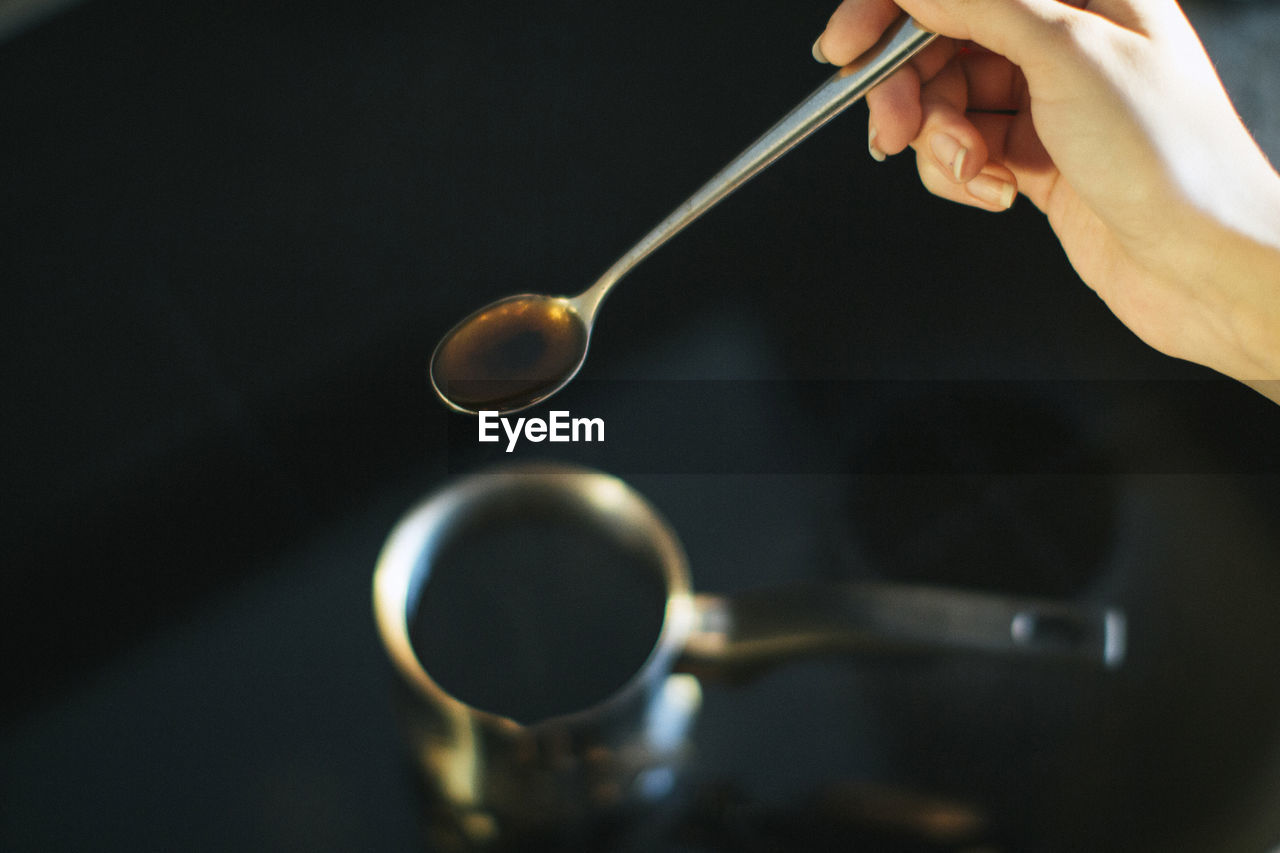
[431, 296, 588, 413]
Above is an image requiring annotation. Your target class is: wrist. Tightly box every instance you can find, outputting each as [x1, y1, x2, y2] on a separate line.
[1188, 194, 1280, 386]
[1224, 233, 1280, 380]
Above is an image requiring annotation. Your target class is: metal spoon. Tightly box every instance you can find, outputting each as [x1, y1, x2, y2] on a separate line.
[430, 17, 937, 415]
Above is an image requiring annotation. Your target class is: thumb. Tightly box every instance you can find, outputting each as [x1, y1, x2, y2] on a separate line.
[895, 0, 1084, 75]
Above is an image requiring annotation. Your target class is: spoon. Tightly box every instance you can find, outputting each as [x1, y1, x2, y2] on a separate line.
[431, 17, 937, 415]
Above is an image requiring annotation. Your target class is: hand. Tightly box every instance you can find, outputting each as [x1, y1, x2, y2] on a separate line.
[814, 0, 1280, 398]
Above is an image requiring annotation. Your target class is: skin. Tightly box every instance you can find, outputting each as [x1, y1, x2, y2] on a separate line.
[813, 0, 1280, 402]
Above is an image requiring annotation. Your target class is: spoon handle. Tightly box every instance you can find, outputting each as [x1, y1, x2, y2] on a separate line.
[579, 16, 937, 314]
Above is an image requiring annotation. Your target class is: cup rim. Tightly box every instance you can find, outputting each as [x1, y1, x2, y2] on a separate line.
[372, 462, 695, 729]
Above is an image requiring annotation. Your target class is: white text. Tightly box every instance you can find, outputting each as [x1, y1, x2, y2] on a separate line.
[478, 410, 605, 452]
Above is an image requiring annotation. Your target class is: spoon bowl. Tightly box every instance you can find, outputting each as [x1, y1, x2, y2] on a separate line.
[430, 17, 937, 415]
[429, 293, 592, 415]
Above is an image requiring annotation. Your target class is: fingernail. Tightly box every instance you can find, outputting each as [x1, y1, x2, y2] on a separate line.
[930, 133, 967, 182]
[869, 127, 886, 162]
[967, 173, 1017, 209]
[812, 35, 828, 64]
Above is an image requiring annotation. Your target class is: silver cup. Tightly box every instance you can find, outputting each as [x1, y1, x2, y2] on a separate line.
[372, 463, 1125, 849]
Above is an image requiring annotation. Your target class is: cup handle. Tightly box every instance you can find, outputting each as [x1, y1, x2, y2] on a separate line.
[677, 581, 1126, 678]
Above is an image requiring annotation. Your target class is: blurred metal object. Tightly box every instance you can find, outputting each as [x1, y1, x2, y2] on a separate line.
[372, 463, 1124, 849]
[684, 581, 1125, 676]
[374, 463, 702, 850]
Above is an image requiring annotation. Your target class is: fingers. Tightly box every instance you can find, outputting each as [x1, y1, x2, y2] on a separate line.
[861, 51, 1014, 211]
[957, 49, 1030, 113]
[863, 34, 963, 150]
[911, 70, 1018, 211]
[918, 153, 1019, 212]
[813, 0, 905, 67]
[816, 0, 1091, 85]
[891, 0, 1078, 75]
[865, 67, 920, 158]
[864, 48, 1028, 142]
[812, 1, 1055, 213]
[969, 110, 1057, 207]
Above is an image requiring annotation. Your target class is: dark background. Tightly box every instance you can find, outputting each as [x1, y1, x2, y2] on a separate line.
[3, 0, 1280, 850]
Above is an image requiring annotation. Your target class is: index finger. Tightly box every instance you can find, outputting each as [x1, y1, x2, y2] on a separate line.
[814, 0, 907, 66]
